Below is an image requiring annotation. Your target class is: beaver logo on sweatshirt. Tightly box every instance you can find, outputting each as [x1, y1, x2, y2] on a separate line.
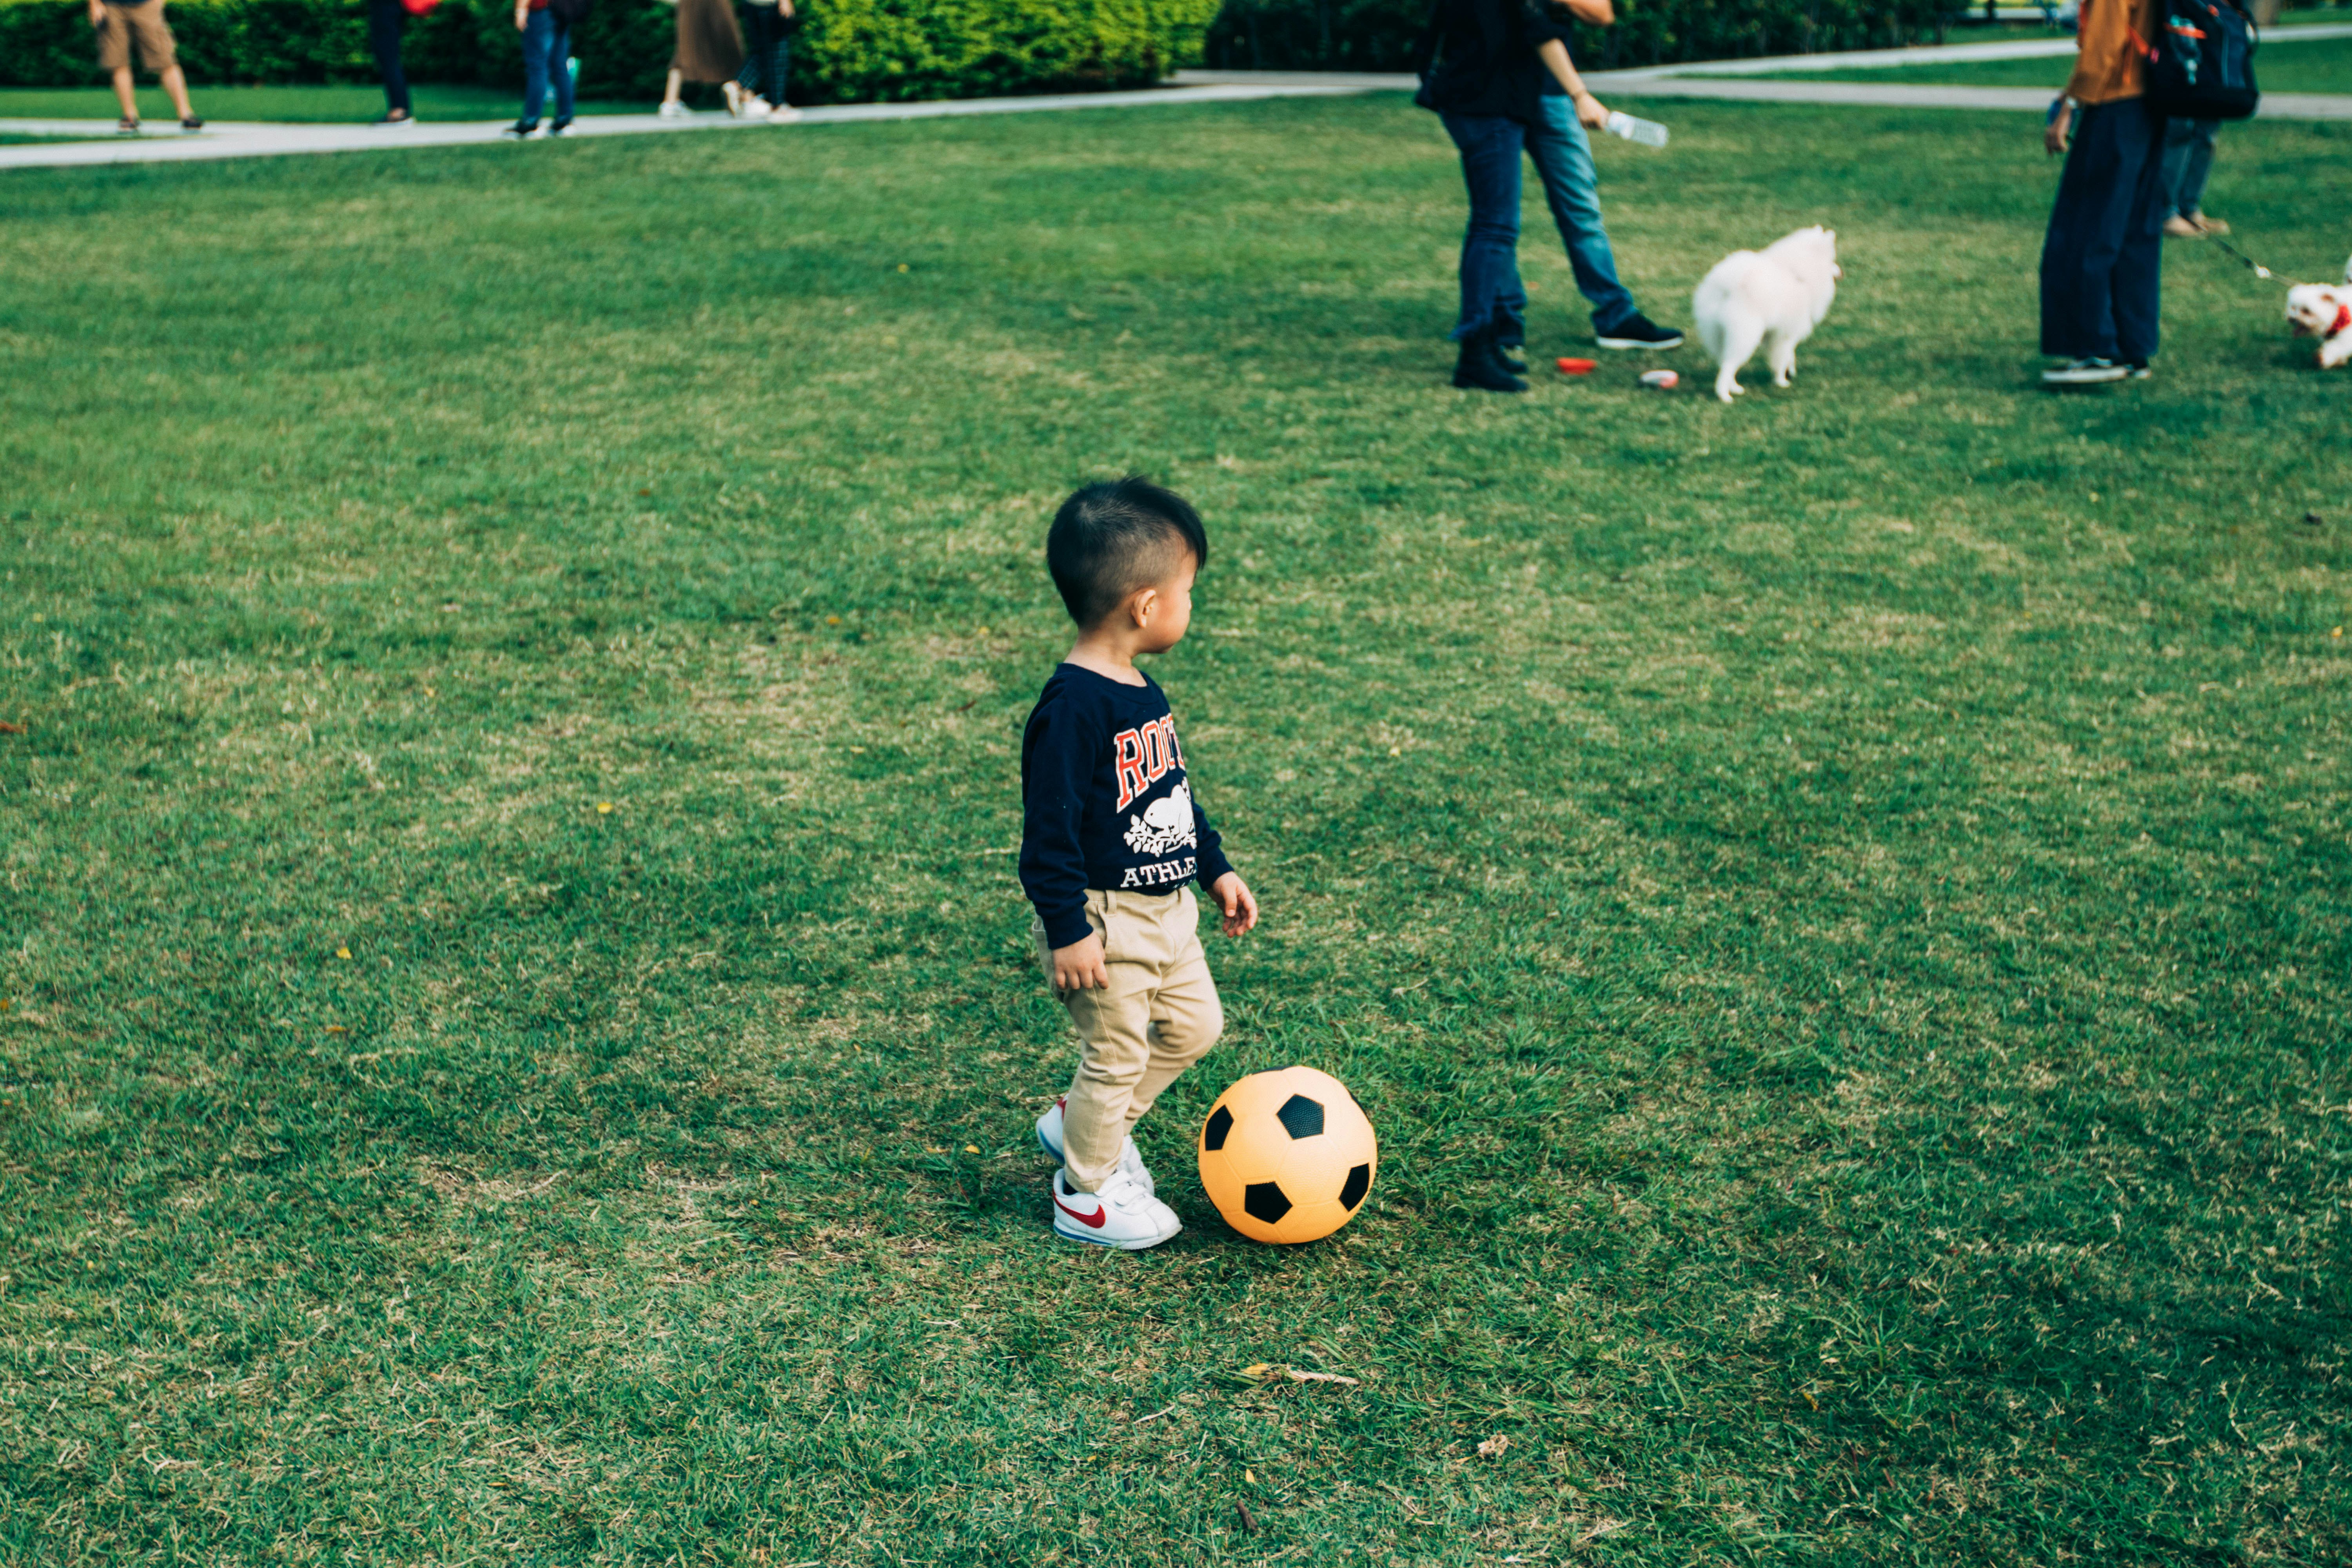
[1123, 781, 1198, 858]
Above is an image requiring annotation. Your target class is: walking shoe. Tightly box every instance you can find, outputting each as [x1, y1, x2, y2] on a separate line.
[1493, 343, 1530, 374]
[2042, 356, 2129, 386]
[657, 100, 690, 119]
[2163, 213, 2205, 239]
[1035, 1096, 1152, 1194]
[1452, 330, 1527, 394]
[180, 116, 204, 132]
[1051, 1167, 1181, 1250]
[1595, 314, 1685, 351]
[769, 105, 804, 123]
[116, 117, 140, 135]
[502, 120, 549, 140]
[374, 110, 416, 126]
[549, 118, 573, 136]
[2124, 359, 2154, 380]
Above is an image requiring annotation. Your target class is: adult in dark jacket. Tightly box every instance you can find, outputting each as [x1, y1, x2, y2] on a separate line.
[1420, 0, 1674, 390]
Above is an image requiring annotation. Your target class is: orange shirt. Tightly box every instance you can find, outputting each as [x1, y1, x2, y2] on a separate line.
[2066, 0, 2164, 104]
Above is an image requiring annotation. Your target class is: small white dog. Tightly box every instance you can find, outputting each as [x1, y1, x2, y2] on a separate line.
[1692, 226, 1842, 403]
[2284, 253, 2352, 369]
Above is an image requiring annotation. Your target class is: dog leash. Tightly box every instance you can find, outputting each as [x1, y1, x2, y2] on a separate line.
[2202, 231, 2280, 282]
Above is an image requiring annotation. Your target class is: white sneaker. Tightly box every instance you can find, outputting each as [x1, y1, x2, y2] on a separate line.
[657, 101, 689, 119]
[1051, 1167, 1181, 1250]
[769, 105, 803, 123]
[744, 97, 775, 119]
[1035, 1096, 1151, 1194]
[2042, 356, 2128, 386]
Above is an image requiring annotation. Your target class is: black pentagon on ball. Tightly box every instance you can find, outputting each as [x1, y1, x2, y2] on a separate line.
[1243, 1182, 1293, 1224]
[1339, 1162, 1371, 1211]
[1202, 1105, 1234, 1151]
[1275, 1094, 1325, 1140]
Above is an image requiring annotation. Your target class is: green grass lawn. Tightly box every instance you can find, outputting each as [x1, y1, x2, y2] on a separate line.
[1760, 31, 2352, 90]
[4, 96, 2350, 1565]
[0, 82, 662, 123]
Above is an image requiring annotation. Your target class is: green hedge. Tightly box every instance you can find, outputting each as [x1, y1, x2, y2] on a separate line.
[1204, 0, 1970, 72]
[0, 0, 1221, 101]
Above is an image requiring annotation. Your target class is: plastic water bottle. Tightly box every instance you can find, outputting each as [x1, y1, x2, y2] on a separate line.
[1604, 111, 1669, 149]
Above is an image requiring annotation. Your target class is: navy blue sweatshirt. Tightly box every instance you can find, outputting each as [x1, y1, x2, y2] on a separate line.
[1020, 664, 1234, 950]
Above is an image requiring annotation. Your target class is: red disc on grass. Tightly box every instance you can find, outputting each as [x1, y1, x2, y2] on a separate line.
[1556, 358, 1597, 375]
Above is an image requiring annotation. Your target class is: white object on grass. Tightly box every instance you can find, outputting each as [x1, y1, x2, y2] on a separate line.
[1604, 111, 1669, 148]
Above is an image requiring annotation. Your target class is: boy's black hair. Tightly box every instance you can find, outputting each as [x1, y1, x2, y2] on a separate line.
[1045, 475, 1209, 628]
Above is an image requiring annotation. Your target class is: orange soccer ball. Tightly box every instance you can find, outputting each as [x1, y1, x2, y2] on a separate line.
[1196, 1066, 1377, 1244]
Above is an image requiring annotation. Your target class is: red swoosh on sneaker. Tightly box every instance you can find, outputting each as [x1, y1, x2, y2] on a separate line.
[1054, 1194, 1108, 1228]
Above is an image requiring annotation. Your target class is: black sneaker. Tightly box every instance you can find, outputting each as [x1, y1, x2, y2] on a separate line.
[1452, 332, 1528, 394]
[549, 118, 573, 136]
[180, 116, 205, 132]
[1595, 314, 1685, 351]
[501, 120, 547, 140]
[2124, 359, 2153, 380]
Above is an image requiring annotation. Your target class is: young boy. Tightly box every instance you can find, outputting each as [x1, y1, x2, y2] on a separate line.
[1020, 477, 1259, 1250]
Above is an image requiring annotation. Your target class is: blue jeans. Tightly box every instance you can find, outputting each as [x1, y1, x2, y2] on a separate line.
[1502, 89, 1641, 338]
[522, 8, 573, 126]
[1440, 111, 1524, 343]
[2159, 117, 2218, 220]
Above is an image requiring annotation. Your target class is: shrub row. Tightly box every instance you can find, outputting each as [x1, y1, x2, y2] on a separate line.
[1204, 0, 1971, 73]
[0, 0, 1221, 102]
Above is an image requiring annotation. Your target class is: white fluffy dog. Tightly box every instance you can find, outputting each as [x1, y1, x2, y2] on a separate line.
[2285, 253, 2352, 369]
[1693, 226, 1842, 403]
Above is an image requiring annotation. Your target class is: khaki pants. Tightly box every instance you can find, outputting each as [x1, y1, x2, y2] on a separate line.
[96, 3, 177, 72]
[1036, 886, 1223, 1192]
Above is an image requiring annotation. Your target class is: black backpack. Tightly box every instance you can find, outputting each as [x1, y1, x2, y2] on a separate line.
[2140, 0, 2260, 121]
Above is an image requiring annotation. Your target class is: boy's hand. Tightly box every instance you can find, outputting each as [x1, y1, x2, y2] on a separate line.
[1051, 932, 1110, 993]
[1210, 873, 1258, 937]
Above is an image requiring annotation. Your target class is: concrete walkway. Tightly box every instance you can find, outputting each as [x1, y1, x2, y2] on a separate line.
[1174, 20, 2352, 85]
[1592, 79, 2352, 118]
[5, 24, 2347, 172]
[0, 81, 1368, 173]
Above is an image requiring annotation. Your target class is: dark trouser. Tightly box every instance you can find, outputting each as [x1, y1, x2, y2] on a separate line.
[367, 0, 410, 115]
[2159, 117, 2220, 220]
[1439, 111, 1525, 343]
[2039, 97, 2167, 363]
[521, 8, 573, 125]
[738, 6, 790, 105]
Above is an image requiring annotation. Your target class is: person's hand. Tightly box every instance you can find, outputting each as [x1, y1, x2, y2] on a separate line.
[1573, 89, 1610, 132]
[2044, 102, 2071, 156]
[1051, 932, 1110, 993]
[1209, 872, 1259, 938]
